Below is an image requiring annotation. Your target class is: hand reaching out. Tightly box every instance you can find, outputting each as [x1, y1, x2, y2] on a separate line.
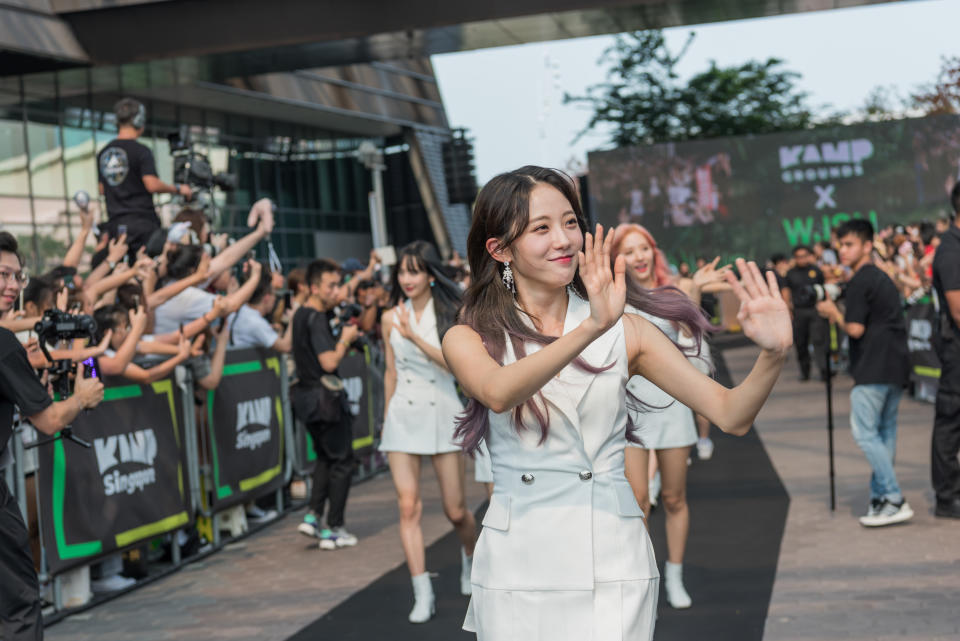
[691, 256, 731, 291]
[392, 305, 413, 340]
[107, 234, 128, 264]
[578, 224, 625, 335]
[723, 259, 792, 354]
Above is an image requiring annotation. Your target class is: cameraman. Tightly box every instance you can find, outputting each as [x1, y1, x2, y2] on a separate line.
[98, 98, 192, 257]
[816, 220, 912, 527]
[782, 245, 828, 381]
[290, 259, 360, 550]
[0, 232, 104, 640]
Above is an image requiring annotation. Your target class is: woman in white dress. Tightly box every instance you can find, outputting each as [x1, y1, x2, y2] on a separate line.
[379, 241, 477, 623]
[612, 223, 728, 609]
[441, 166, 792, 641]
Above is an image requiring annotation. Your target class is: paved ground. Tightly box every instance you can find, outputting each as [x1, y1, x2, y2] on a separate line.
[43, 344, 960, 640]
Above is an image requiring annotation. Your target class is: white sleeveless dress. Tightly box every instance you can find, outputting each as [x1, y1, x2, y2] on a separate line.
[379, 299, 461, 455]
[463, 292, 659, 641]
[625, 306, 697, 450]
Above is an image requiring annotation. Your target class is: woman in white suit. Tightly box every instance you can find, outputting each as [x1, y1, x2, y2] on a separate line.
[379, 241, 476, 623]
[441, 166, 792, 640]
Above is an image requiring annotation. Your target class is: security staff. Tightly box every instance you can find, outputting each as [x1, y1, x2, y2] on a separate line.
[781, 245, 828, 381]
[0, 232, 104, 640]
[97, 98, 192, 258]
[931, 183, 960, 519]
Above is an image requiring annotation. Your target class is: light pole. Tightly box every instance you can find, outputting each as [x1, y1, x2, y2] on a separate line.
[356, 141, 388, 250]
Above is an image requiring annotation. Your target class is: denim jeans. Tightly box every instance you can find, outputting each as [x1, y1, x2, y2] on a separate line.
[850, 384, 904, 503]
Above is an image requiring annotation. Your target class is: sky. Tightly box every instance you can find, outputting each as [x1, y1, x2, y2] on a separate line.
[431, 0, 959, 184]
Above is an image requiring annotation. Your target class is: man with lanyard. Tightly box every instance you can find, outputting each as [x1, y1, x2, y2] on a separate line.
[781, 244, 828, 381]
[0, 232, 105, 640]
[98, 98, 192, 258]
[931, 182, 960, 519]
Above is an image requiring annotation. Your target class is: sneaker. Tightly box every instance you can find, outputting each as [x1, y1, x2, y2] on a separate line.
[319, 527, 359, 550]
[696, 437, 714, 460]
[865, 498, 884, 518]
[246, 505, 278, 524]
[859, 500, 914, 527]
[298, 513, 320, 539]
[91, 574, 136, 593]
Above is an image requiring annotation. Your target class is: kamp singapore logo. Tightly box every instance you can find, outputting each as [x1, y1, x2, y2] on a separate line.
[235, 396, 272, 450]
[94, 429, 158, 497]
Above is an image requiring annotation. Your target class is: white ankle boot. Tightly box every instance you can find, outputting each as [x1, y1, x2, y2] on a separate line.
[664, 561, 692, 609]
[408, 573, 435, 623]
[460, 547, 473, 596]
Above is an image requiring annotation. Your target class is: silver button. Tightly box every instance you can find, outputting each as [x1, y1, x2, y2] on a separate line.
[579, 470, 593, 481]
[521, 473, 535, 485]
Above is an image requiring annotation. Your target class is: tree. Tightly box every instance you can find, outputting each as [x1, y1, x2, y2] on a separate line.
[912, 56, 960, 115]
[565, 30, 818, 146]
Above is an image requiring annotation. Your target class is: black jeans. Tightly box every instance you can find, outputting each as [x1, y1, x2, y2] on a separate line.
[305, 415, 354, 529]
[0, 479, 42, 641]
[793, 307, 828, 379]
[932, 333, 960, 503]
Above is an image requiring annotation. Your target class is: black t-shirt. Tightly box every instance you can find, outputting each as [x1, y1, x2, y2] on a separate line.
[784, 265, 824, 308]
[843, 264, 909, 386]
[0, 328, 53, 464]
[291, 306, 338, 385]
[933, 225, 960, 336]
[97, 139, 160, 224]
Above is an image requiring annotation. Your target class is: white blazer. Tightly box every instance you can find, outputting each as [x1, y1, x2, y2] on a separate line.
[379, 298, 462, 455]
[472, 292, 658, 591]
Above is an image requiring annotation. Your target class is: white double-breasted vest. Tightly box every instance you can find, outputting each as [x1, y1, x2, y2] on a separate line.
[471, 292, 659, 591]
[379, 298, 462, 455]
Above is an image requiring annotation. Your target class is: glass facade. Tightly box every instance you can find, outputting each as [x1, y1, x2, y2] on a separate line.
[0, 67, 374, 272]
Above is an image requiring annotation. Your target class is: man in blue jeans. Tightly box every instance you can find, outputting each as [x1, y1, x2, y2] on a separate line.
[817, 219, 913, 527]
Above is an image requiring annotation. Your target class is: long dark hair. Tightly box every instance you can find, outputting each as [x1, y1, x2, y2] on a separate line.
[454, 165, 709, 454]
[388, 241, 461, 340]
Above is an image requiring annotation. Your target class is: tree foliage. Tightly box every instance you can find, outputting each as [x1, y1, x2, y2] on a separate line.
[566, 30, 818, 146]
[912, 56, 960, 115]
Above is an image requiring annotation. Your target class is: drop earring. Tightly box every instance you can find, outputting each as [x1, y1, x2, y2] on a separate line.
[501, 261, 515, 293]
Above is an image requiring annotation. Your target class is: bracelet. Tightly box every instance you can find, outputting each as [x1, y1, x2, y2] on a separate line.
[338, 340, 351, 347]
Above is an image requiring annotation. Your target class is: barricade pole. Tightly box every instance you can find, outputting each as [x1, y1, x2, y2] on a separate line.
[177, 365, 204, 516]
[280, 354, 295, 485]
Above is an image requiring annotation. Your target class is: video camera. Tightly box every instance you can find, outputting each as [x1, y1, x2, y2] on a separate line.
[168, 127, 237, 204]
[331, 303, 364, 339]
[34, 308, 97, 364]
[795, 282, 847, 307]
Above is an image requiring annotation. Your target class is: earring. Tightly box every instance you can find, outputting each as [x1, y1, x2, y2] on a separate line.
[430, 281, 435, 288]
[501, 261, 515, 293]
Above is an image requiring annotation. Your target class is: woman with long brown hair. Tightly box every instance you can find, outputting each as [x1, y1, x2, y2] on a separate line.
[442, 165, 791, 639]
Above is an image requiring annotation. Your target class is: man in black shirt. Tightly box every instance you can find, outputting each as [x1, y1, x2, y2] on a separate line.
[290, 259, 361, 550]
[97, 98, 192, 257]
[0, 232, 104, 640]
[781, 245, 828, 380]
[930, 183, 960, 519]
[816, 220, 912, 527]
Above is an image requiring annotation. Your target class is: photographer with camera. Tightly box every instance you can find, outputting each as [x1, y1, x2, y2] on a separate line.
[781, 245, 828, 381]
[290, 259, 360, 551]
[0, 232, 104, 641]
[98, 98, 192, 258]
[816, 220, 912, 528]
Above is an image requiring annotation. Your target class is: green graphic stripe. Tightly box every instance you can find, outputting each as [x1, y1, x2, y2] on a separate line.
[53, 439, 103, 559]
[115, 512, 190, 548]
[914, 365, 941, 378]
[239, 464, 282, 492]
[207, 389, 232, 500]
[151, 379, 185, 499]
[353, 435, 373, 449]
[266, 357, 280, 378]
[223, 361, 262, 376]
[104, 385, 142, 402]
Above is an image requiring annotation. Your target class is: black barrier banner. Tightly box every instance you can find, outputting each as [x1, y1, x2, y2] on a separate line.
[303, 345, 376, 465]
[905, 303, 942, 382]
[38, 376, 189, 575]
[207, 348, 284, 511]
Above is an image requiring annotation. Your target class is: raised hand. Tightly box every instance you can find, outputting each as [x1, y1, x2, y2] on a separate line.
[578, 223, 625, 334]
[190, 334, 206, 357]
[724, 259, 792, 353]
[393, 305, 413, 340]
[107, 234, 128, 264]
[691, 256, 731, 290]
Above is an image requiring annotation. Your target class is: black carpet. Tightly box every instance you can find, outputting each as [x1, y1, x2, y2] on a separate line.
[287, 341, 789, 641]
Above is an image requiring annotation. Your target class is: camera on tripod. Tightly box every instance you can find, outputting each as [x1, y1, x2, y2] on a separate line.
[34, 309, 97, 352]
[168, 127, 237, 205]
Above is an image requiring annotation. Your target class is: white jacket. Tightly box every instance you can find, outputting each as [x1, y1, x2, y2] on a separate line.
[472, 292, 658, 591]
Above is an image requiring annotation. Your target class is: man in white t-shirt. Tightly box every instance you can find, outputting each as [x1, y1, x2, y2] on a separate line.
[226, 265, 292, 352]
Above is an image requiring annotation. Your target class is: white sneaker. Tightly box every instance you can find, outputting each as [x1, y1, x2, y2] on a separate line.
[664, 561, 692, 609]
[460, 547, 473, 596]
[246, 505, 278, 523]
[648, 472, 661, 508]
[859, 500, 913, 527]
[329, 526, 358, 547]
[91, 574, 136, 593]
[408, 573, 436, 623]
[696, 437, 714, 460]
